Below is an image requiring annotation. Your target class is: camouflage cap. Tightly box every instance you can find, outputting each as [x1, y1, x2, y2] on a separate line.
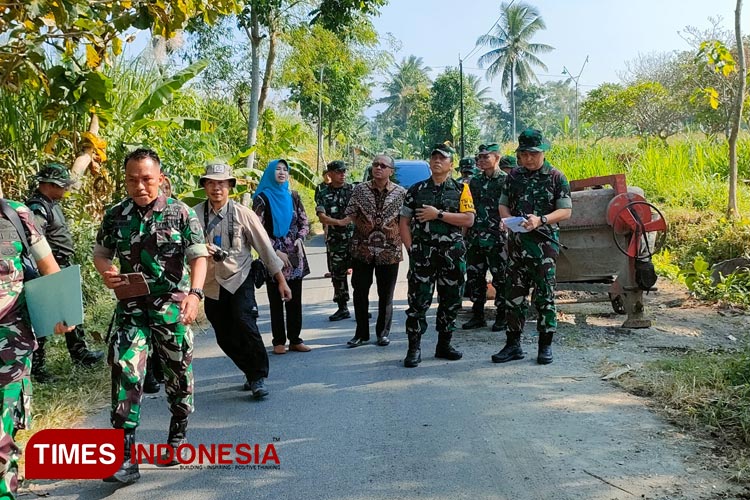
[36, 162, 74, 188]
[430, 143, 456, 159]
[200, 162, 237, 187]
[458, 157, 476, 171]
[516, 128, 550, 152]
[477, 143, 500, 154]
[326, 160, 347, 172]
[498, 154, 518, 168]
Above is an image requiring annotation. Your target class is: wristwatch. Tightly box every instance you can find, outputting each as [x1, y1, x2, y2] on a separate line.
[540, 215, 548, 226]
[189, 288, 205, 300]
[437, 210, 444, 220]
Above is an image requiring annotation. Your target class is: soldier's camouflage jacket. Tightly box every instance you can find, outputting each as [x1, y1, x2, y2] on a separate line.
[499, 161, 572, 245]
[94, 194, 208, 325]
[315, 182, 354, 248]
[401, 177, 475, 248]
[466, 168, 507, 248]
[0, 200, 52, 385]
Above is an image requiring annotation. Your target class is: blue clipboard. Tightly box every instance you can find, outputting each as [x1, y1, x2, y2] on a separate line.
[24, 265, 84, 338]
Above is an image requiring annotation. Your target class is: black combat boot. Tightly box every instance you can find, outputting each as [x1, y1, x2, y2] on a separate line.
[491, 332, 525, 363]
[67, 327, 104, 367]
[491, 310, 507, 332]
[329, 301, 351, 321]
[403, 334, 421, 368]
[103, 429, 140, 484]
[31, 339, 51, 383]
[160, 417, 188, 467]
[435, 332, 463, 360]
[462, 301, 486, 330]
[537, 332, 554, 365]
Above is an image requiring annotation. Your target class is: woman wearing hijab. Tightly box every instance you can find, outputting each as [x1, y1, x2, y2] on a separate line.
[253, 159, 312, 354]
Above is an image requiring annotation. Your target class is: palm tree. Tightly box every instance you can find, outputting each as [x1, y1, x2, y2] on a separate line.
[476, 2, 553, 137]
[379, 55, 432, 130]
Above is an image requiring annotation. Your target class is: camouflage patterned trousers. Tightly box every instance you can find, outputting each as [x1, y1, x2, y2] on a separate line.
[466, 241, 508, 312]
[505, 235, 560, 336]
[0, 315, 33, 500]
[326, 241, 351, 304]
[109, 316, 194, 429]
[405, 241, 466, 337]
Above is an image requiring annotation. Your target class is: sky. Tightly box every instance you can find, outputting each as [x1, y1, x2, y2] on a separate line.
[367, 0, 748, 113]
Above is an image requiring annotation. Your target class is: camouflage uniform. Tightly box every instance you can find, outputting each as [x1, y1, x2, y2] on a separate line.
[315, 181, 354, 306]
[94, 193, 207, 430]
[401, 176, 475, 358]
[464, 167, 508, 326]
[501, 161, 571, 338]
[0, 200, 51, 499]
[27, 179, 102, 371]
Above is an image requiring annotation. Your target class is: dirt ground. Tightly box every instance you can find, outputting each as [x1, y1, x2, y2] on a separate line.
[458, 279, 750, 499]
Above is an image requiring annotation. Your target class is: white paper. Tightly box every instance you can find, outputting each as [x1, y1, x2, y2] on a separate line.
[502, 216, 530, 233]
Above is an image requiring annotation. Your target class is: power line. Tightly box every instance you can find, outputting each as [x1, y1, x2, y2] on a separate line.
[462, 0, 516, 62]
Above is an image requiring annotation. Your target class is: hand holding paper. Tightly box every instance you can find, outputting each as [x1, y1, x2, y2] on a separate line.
[502, 216, 531, 233]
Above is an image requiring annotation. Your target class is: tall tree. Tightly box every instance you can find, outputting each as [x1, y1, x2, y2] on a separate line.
[377, 55, 432, 154]
[425, 68, 482, 156]
[184, 0, 385, 170]
[281, 24, 375, 165]
[728, 0, 746, 218]
[475, 1, 553, 138]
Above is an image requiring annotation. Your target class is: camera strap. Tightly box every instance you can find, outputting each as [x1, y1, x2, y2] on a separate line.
[203, 200, 235, 249]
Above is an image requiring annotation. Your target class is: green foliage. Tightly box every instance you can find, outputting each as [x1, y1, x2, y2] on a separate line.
[424, 68, 482, 155]
[281, 24, 375, 148]
[0, 0, 240, 120]
[581, 81, 685, 143]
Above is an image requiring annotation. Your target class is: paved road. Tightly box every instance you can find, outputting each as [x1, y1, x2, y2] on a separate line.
[33, 235, 729, 500]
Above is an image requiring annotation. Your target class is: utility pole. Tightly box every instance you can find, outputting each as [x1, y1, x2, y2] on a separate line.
[459, 56, 465, 158]
[317, 66, 324, 174]
[562, 55, 589, 150]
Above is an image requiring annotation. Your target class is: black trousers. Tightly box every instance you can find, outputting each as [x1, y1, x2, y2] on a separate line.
[351, 259, 400, 340]
[266, 278, 304, 346]
[205, 275, 269, 382]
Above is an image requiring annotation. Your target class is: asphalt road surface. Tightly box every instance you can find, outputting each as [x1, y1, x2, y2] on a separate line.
[33, 235, 731, 500]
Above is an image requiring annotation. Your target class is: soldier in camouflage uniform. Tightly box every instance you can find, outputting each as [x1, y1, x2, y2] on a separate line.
[457, 157, 477, 185]
[462, 143, 509, 332]
[0, 198, 73, 499]
[498, 154, 517, 174]
[493, 129, 572, 365]
[94, 149, 207, 483]
[399, 143, 475, 368]
[26, 163, 104, 382]
[315, 161, 354, 321]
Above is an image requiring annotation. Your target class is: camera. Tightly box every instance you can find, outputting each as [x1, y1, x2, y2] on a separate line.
[211, 235, 228, 262]
[213, 248, 229, 262]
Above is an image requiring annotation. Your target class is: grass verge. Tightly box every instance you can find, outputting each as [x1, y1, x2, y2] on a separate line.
[601, 346, 750, 481]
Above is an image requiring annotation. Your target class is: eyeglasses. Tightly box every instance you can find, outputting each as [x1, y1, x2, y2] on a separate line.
[371, 162, 392, 169]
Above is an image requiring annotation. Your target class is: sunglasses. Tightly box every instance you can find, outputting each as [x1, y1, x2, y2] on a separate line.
[371, 162, 392, 169]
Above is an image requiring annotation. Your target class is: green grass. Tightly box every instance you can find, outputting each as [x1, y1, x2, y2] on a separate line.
[611, 347, 750, 481]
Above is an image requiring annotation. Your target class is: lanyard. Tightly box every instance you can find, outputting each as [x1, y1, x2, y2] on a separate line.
[203, 200, 235, 249]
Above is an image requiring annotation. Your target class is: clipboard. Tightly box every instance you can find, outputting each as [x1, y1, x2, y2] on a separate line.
[24, 265, 84, 338]
[114, 273, 150, 300]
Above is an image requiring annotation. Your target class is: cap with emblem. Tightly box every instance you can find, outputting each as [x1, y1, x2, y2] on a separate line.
[200, 162, 237, 187]
[516, 128, 550, 152]
[430, 143, 456, 159]
[477, 143, 501, 154]
[36, 162, 74, 188]
[458, 157, 476, 172]
[326, 160, 347, 172]
[498, 155, 518, 168]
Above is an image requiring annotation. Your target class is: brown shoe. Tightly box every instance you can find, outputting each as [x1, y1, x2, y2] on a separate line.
[289, 343, 311, 352]
[273, 345, 286, 355]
